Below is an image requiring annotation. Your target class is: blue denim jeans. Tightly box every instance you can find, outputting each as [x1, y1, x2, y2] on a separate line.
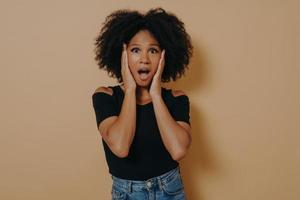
[110, 167, 186, 200]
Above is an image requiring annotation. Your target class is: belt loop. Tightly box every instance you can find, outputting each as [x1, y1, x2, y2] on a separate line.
[157, 178, 163, 191]
[128, 181, 132, 193]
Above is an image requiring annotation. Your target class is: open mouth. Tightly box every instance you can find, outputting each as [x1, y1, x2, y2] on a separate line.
[138, 69, 150, 81]
[138, 69, 150, 75]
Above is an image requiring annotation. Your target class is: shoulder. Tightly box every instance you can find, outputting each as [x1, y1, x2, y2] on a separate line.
[94, 86, 113, 96]
[171, 89, 187, 98]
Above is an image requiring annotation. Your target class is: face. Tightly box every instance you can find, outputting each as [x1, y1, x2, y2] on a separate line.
[126, 30, 162, 87]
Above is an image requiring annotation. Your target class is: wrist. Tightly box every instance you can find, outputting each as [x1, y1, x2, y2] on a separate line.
[151, 94, 162, 100]
[125, 87, 136, 94]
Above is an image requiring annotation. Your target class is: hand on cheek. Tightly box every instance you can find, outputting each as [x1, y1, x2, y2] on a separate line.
[149, 50, 165, 97]
[121, 43, 136, 90]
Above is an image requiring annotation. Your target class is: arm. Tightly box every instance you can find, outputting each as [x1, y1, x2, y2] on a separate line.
[151, 90, 192, 161]
[95, 43, 136, 158]
[96, 87, 136, 158]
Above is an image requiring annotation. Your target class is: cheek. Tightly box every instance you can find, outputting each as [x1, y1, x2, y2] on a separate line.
[152, 57, 161, 68]
[126, 55, 138, 74]
[127, 53, 138, 66]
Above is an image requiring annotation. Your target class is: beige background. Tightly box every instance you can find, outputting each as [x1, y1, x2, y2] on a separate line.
[1, 0, 299, 199]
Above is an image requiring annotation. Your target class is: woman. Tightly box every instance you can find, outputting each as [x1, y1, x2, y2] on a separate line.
[92, 7, 193, 200]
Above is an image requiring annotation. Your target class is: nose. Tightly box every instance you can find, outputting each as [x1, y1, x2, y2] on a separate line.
[140, 51, 150, 64]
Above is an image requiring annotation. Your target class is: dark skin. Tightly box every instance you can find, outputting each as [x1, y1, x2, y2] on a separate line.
[119, 30, 191, 161]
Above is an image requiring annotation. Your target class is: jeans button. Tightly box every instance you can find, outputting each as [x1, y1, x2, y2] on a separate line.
[146, 181, 152, 187]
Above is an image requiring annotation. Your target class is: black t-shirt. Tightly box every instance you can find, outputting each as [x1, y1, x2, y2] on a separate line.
[92, 84, 190, 180]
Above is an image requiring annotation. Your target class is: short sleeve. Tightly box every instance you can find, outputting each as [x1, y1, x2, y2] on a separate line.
[170, 95, 191, 126]
[92, 92, 118, 129]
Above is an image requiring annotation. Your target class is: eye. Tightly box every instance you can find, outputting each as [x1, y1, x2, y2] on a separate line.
[130, 47, 159, 54]
[130, 48, 140, 53]
[150, 48, 159, 54]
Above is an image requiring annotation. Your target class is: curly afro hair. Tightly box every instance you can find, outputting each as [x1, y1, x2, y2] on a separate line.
[94, 7, 193, 83]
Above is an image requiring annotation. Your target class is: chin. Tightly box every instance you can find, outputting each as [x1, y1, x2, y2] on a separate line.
[136, 81, 150, 88]
[139, 82, 153, 89]
[134, 76, 153, 87]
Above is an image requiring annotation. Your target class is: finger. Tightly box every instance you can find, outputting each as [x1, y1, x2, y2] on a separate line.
[159, 50, 165, 64]
[157, 50, 165, 75]
[121, 44, 125, 69]
[122, 43, 128, 72]
[161, 49, 165, 66]
[124, 44, 128, 68]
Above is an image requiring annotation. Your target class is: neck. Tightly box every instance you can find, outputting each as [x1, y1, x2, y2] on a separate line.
[136, 85, 150, 98]
[119, 83, 156, 102]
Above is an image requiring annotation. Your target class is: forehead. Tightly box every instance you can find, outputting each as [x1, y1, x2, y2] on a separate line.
[128, 30, 159, 46]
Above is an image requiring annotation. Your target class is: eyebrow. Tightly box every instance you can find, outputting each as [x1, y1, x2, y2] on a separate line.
[129, 43, 160, 47]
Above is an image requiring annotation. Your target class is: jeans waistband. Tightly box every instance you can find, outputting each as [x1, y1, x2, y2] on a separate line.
[111, 167, 181, 192]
